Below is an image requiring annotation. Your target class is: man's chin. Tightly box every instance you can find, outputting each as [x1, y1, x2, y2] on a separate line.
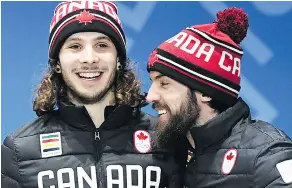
[69, 88, 110, 104]
[155, 114, 191, 149]
[155, 122, 176, 148]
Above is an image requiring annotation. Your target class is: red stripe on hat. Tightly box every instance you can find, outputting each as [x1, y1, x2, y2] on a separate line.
[193, 24, 241, 50]
[155, 60, 237, 97]
[49, 15, 125, 55]
[50, 1, 122, 33]
[49, 18, 76, 54]
[93, 17, 124, 45]
[159, 29, 242, 85]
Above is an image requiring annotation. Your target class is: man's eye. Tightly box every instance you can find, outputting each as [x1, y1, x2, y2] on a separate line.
[96, 43, 108, 48]
[69, 44, 81, 49]
[160, 82, 169, 87]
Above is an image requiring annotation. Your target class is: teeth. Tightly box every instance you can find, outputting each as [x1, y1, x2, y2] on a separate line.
[78, 72, 101, 78]
[158, 109, 167, 115]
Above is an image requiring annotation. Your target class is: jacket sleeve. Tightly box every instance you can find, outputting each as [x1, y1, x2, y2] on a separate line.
[1, 135, 22, 188]
[253, 140, 292, 188]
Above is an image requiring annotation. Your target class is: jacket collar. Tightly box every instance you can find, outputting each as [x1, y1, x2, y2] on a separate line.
[189, 98, 250, 152]
[58, 101, 135, 131]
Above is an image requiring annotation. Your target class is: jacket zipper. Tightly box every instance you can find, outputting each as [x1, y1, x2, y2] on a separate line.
[95, 128, 104, 188]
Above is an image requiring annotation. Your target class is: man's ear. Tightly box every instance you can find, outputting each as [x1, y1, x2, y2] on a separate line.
[197, 92, 212, 103]
[55, 63, 61, 73]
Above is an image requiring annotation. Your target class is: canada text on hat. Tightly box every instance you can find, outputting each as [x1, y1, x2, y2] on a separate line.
[50, 1, 121, 32]
[147, 7, 249, 106]
[48, 1, 126, 63]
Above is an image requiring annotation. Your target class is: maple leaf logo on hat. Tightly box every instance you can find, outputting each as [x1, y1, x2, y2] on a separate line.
[76, 9, 95, 25]
[147, 7, 249, 107]
[148, 49, 158, 68]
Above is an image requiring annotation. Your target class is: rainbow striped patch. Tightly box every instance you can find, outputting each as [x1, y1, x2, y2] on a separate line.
[40, 132, 62, 158]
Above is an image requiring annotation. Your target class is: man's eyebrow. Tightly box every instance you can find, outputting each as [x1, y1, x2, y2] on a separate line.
[150, 74, 165, 81]
[66, 36, 112, 42]
[95, 36, 112, 42]
[66, 37, 82, 42]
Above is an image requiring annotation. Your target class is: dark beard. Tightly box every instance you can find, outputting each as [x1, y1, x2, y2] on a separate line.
[154, 90, 200, 149]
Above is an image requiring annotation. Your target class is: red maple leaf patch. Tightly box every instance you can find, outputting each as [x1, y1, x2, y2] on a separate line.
[226, 152, 234, 160]
[137, 132, 148, 140]
[76, 9, 95, 25]
[148, 50, 158, 68]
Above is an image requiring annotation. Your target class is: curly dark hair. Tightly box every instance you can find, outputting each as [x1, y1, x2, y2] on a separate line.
[33, 58, 143, 116]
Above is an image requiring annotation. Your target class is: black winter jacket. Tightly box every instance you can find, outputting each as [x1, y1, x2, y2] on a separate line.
[185, 98, 292, 188]
[2, 103, 187, 188]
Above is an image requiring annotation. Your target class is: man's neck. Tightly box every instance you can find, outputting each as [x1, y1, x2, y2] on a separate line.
[70, 92, 115, 128]
[85, 93, 113, 128]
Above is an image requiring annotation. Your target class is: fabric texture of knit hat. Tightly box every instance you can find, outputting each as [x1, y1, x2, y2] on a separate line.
[147, 7, 249, 106]
[49, 1, 127, 66]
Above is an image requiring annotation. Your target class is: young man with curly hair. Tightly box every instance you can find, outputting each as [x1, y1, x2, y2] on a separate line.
[1, 1, 187, 188]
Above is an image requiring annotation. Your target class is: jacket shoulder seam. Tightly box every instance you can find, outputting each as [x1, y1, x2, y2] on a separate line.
[246, 122, 280, 142]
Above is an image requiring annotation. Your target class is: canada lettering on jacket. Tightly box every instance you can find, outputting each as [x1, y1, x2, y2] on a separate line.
[50, 1, 121, 32]
[166, 31, 241, 77]
[37, 165, 161, 188]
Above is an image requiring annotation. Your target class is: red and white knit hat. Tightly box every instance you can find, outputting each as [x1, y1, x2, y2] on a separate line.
[147, 7, 249, 106]
[49, 1, 127, 65]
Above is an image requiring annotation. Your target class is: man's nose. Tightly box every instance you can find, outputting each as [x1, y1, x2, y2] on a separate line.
[79, 47, 99, 64]
[146, 85, 160, 104]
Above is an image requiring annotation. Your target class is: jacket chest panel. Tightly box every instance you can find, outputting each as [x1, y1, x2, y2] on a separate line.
[17, 128, 169, 188]
[186, 148, 258, 188]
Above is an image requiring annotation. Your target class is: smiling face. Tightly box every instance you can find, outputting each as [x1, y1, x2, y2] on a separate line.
[58, 32, 118, 104]
[146, 71, 201, 147]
